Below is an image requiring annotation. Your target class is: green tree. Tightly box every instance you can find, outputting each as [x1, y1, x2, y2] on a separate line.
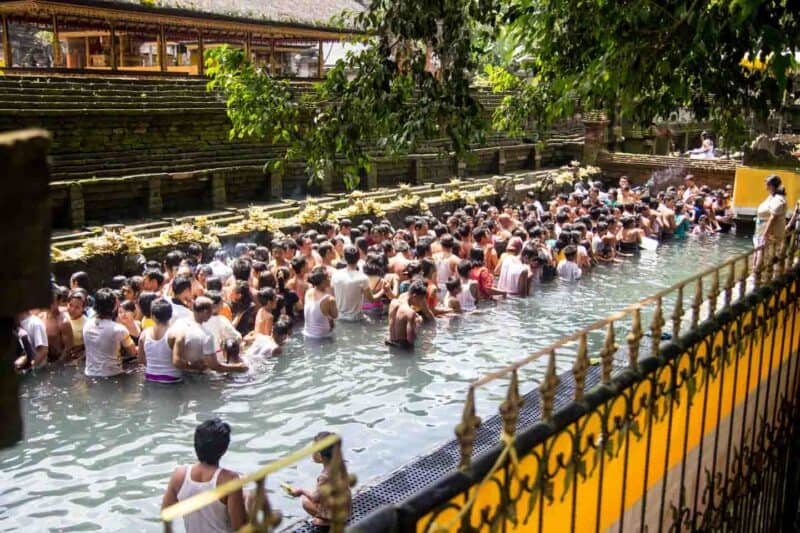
[207, 1, 502, 190]
[495, 0, 799, 146]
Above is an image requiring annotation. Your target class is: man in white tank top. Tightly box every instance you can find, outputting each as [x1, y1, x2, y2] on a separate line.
[162, 418, 246, 532]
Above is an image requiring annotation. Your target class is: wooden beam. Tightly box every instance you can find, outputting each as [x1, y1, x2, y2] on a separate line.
[196, 31, 204, 76]
[84, 35, 89, 67]
[51, 15, 62, 67]
[270, 38, 275, 74]
[109, 24, 117, 71]
[1, 15, 11, 68]
[317, 40, 323, 78]
[158, 24, 166, 71]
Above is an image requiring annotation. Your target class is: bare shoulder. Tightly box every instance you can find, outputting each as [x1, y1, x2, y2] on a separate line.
[170, 465, 187, 486]
[217, 468, 240, 484]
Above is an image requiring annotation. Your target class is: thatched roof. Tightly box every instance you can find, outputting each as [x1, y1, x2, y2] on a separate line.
[106, 0, 366, 28]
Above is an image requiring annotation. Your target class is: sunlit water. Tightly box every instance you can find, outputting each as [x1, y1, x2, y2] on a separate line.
[0, 235, 752, 532]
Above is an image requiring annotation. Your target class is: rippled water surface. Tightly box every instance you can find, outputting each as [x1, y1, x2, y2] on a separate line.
[0, 235, 752, 531]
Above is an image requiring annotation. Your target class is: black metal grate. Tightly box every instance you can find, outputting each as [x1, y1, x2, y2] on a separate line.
[286, 364, 605, 532]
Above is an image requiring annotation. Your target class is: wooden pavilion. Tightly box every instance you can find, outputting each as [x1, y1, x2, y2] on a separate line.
[0, 0, 363, 76]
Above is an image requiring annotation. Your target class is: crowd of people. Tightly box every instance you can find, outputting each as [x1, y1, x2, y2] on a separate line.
[15, 173, 753, 377]
[13, 172, 800, 531]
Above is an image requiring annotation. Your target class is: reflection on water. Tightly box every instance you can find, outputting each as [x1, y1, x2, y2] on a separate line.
[0, 235, 751, 531]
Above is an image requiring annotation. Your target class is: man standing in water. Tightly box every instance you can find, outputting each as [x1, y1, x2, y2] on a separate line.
[386, 280, 426, 349]
[169, 297, 248, 373]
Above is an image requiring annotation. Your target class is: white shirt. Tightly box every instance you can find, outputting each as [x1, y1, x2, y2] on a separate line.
[245, 334, 279, 359]
[557, 260, 582, 282]
[331, 267, 369, 321]
[168, 318, 215, 364]
[209, 260, 233, 283]
[20, 315, 48, 351]
[204, 315, 242, 352]
[496, 255, 527, 295]
[83, 318, 130, 377]
[169, 301, 193, 325]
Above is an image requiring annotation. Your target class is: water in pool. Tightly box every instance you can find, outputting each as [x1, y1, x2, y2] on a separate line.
[0, 234, 752, 531]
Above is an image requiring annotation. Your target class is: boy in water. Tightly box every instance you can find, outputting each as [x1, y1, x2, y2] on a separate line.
[288, 431, 352, 527]
[557, 245, 583, 281]
[386, 280, 426, 349]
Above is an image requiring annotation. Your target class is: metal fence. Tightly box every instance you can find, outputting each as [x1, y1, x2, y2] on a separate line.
[406, 231, 800, 532]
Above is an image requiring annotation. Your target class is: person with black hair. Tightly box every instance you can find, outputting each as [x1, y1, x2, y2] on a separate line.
[138, 299, 182, 384]
[303, 266, 337, 339]
[142, 269, 165, 295]
[169, 297, 247, 374]
[386, 279, 427, 349]
[162, 418, 246, 531]
[170, 276, 194, 324]
[83, 288, 137, 377]
[288, 431, 352, 527]
[331, 246, 380, 321]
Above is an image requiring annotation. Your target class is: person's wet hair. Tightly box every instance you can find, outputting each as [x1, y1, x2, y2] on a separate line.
[193, 297, 213, 314]
[151, 298, 173, 324]
[445, 277, 461, 293]
[223, 338, 240, 363]
[307, 266, 328, 287]
[231, 258, 252, 281]
[256, 288, 276, 306]
[343, 245, 359, 265]
[457, 259, 472, 278]
[205, 276, 223, 292]
[194, 418, 231, 466]
[94, 288, 117, 319]
[172, 276, 192, 297]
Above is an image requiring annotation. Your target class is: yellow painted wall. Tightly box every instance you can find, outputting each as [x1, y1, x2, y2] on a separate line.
[418, 285, 799, 532]
[733, 166, 800, 216]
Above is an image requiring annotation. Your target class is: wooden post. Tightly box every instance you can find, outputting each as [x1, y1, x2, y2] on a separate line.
[2, 15, 12, 68]
[51, 15, 62, 67]
[84, 36, 90, 68]
[244, 32, 252, 62]
[119, 33, 125, 68]
[109, 25, 117, 71]
[158, 25, 167, 72]
[270, 38, 276, 74]
[317, 40, 324, 78]
[196, 31, 204, 76]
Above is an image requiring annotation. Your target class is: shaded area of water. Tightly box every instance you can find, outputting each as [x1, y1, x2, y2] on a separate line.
[0, 235, 752, 531]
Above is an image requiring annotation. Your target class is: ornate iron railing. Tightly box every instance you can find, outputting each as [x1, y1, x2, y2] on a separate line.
[160, 433, 355, 533]
[402, 230, 800, 532]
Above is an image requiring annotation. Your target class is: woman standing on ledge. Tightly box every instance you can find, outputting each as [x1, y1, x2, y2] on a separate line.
[754, 174, 787, 272]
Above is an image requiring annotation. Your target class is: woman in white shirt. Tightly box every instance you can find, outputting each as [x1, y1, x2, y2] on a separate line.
[754, 175, 788, 274]
[83, 288, 136, 378]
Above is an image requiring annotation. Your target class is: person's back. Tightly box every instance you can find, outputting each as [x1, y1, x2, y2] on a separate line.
[141, 299, 182, 383]
[331, 268, 368, 321]
[83, 289, 134, 377]
[162, 418, 245, 533]
[303, 267, 336, 338]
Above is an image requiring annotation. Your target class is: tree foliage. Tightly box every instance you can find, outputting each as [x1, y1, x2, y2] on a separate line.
[206, 1, 501, 190]
[497, 0, 799, 145]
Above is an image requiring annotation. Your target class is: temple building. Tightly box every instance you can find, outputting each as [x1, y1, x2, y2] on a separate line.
[0, 0, 364, 77]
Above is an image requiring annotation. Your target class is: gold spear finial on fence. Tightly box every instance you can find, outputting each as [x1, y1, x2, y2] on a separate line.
[724, 261, 735, 308]
[739, 254, 750, 301]
[671, 285, 684, 339]
[572, 333, 590, 401]
[247, 477, 283, 531]
[626, 308, 643, 372]
[455, 387, 482, 472]
[541, 350, 560, 421]
[754, 247, 764, 289]
[500, 370, 523, 437]
[691, 277, 704, 329]
[709, 269, 720, 316]
[319, 441, 357, 533]
[650, 296, 665, 359]
[600, 323, 618, 384]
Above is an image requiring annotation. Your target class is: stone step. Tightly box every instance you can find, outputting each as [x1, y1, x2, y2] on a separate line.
[52, 149, 274, 173]
[0, 87, 220, 98]
[50, 144, 270, 162]
[51, 157, 272, 180]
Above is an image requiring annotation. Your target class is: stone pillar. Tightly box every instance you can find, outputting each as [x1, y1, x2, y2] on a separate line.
[497, 148, 506, 174]
[320, 169, 334, 194]
[68, 182, 85, 228]
[211, 173, 226, 209]
[410, 157, 423, 184]
[533, 145, 542, 169]
[365, 165, 378, 190]
[269, 167, 283, 200]
[147, 174, 164, 216]
[0, 129, 52, 448]
[456, 157, 467, 178]
[582, 113, 610, 165]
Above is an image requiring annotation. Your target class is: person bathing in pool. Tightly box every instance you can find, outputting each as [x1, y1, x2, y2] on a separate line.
[386, 279, 426, 349]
